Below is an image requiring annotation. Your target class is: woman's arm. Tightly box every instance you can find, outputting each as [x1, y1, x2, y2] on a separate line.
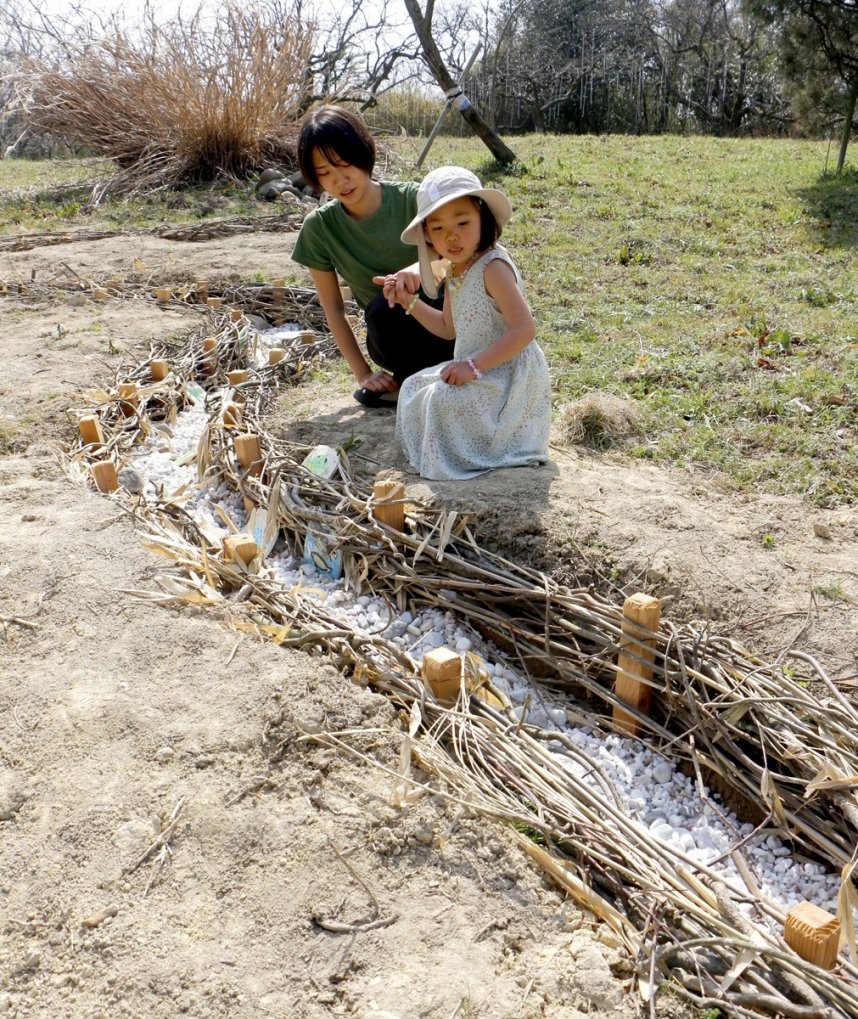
[441, 260, 535, 385]
[309, 268, 396, 393]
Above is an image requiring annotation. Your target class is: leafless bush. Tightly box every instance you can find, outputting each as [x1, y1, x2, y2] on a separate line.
[16, 3, 316, 202]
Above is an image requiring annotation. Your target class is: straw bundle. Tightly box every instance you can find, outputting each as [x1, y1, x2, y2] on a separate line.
[60, 290, 858, 1018]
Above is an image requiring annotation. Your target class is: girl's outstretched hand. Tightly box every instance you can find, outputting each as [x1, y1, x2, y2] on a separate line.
[371, 270, 420, 309]
[440, 360, 478, 386]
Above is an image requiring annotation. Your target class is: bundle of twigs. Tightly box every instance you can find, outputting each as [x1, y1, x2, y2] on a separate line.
[0, 211, 306, 253]
[2, 274, 334, 334]
[63, 308, 858, 1017]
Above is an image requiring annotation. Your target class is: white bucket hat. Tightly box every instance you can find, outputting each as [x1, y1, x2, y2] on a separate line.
[401, 166, 512, 299]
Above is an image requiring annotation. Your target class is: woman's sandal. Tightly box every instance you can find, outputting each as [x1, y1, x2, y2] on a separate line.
[353, 387, 399, 408]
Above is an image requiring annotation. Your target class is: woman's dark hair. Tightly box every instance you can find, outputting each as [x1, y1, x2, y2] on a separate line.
[297, 106, 376, 190]
[424, 196, 501, 252]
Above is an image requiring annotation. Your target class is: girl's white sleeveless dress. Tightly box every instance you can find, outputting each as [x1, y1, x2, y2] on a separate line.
[395, 246, 551, 481]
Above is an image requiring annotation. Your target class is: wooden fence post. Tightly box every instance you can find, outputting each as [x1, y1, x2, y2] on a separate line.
[373, 479, 406, 532]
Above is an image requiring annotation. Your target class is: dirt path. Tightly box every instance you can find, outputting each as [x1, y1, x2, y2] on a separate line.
[0, 232, 855, 1019]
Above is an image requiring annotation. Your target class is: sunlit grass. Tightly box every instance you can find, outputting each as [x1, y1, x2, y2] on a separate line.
[0, 134, 855, 504]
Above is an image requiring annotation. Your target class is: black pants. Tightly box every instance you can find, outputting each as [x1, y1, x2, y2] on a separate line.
[364, 290, 452, 386]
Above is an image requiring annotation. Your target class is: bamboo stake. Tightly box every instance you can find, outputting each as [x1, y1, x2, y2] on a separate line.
[91, 461, 118, 493]
[373, 479, 406, 532]
[613, 593, 661, 736]
[78, 415, 104, 447]
[422, 648, 462, 705]
[149, 359, 169, 381]
[785, 902, 841, 969]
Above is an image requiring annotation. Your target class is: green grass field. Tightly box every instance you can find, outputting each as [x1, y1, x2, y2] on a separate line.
[2, 134, 856, 504]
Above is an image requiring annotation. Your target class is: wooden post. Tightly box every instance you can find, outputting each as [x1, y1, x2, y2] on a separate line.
[195, 281, 209, 302]
[149, 359, 170, 381]
[91, 461, 118, 493]
[234, 433, 262, 476]
[612, 593, 661, 736]
[298, 330, 316, 345]
[154, 287, 171, 303]
[222, 533, 259, 567]
[92, 287, 108, 301]
[118, 382, 139, 416]
[206, 296, 222, 310]
[785, 902, 840, 970]
[268, 347, 286, 366]
[227, 369, 248, 386]
[271, 278, 285, 304]
[78, 415, 104, 448]
[230, 309, 243, 322]
[422, 648, 462, 706]
[373, 479, 406, 532]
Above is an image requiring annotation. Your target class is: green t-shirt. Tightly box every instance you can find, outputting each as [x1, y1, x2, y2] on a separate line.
[292, 181, 419, 309]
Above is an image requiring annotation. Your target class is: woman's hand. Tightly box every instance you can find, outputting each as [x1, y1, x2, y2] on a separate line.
[359, 369, 397, 394]
[440, 360, 479, 386]
[371, 270, 420, 309]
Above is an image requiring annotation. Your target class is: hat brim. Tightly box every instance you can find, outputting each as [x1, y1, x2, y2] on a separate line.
[401, 187, 512, 299]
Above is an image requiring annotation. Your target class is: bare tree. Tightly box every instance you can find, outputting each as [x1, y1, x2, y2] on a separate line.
[403, 0, 516, 163]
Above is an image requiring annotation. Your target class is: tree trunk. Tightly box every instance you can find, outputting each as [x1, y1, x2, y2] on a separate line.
[836, 75, 857, 175]
[402, 0, 516, 164]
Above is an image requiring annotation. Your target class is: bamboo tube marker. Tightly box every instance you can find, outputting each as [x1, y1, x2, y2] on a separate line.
[613, 593, 661, 736]
[785, 902, 841, 970]
[206, 296, 222, 310]
[227, 369, 248, 386]
[149, 359, 170, 381]
[373, 479, 406, 532]
[222, 533, 259, 567]
[78, 415, 104, 448]
[118, 382, 139, 415]
[422, 648, 462, 706]
[91, 461, 118, 493]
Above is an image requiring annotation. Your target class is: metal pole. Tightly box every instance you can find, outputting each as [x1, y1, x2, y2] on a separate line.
[416, 43, 482, 169]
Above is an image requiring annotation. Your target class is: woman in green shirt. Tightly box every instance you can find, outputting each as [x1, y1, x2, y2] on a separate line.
[292, 106, 449, 407]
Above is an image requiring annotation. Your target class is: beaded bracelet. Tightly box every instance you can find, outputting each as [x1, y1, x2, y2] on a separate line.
[404, 293, 420, 316]
[466, 356, 483, 379]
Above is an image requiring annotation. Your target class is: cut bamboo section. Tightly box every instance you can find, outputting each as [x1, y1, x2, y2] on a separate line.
[422, 648, 462, 706]
[222, 402, 242, 429]
[118, 382, 139, 415]
[91, 461, 118, 493]
[78, 415, 104, 447]
[149, 359, 170, 381]
[226, 369, 248, 386]
[201, 336, 218, 374]
[298, 330, 315, 345]
[613, 593, 661, 736]
[234, 433, 262, 476]
[785, 902, 840, 970]
[92, 286, 108, 301]
[230, 309, 243, 322]
[154, 287, 171, 303]
[195, 281, 209, 301]
[206, 296, 222, 310]
[373, 479, 405, 532]
[222, 533, 259, 567]
[268, 347, 286, 366]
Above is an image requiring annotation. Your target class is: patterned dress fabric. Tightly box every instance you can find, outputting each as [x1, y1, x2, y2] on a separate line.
[396, 247, 551, 481]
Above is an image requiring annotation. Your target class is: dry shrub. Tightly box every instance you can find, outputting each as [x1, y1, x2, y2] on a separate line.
[19, 4, 316, 202]
[556, 393, 638, 449]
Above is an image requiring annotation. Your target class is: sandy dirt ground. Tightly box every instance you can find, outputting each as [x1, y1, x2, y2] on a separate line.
[0, 229, 856, 1019]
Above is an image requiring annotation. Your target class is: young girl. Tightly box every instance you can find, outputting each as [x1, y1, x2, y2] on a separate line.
[291, 105, 449, 407]
[392, 166, 551, 481]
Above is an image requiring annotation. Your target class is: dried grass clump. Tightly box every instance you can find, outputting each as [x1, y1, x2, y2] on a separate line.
[556, 392, 638, 448]
[19, 4, 315, 203]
